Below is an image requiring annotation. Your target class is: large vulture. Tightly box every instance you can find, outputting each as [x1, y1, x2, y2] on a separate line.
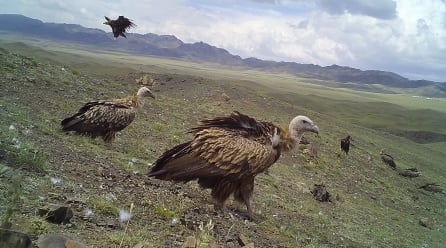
[340, 135, 352, 155]
[103, 16, 136, 39]
[61, 87, 155, 142]
[148, 111, 319, 220]
[380, 149, 396, 169]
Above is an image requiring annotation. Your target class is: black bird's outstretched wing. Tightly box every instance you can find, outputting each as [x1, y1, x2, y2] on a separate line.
[104, 16, 136, 38]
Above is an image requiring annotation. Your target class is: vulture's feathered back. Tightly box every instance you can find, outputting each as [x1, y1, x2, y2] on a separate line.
[380, 149, 396, 169]
[340, 135, 352, 155]
[148, 111, 319, 220]
[61, 87, 154, 142]
[103, 16, 136, 38]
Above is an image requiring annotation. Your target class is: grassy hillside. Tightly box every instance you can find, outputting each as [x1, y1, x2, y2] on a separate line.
[0, 40, 445, 247]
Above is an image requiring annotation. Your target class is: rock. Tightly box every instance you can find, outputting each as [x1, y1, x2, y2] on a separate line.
[38, 204, 73, 224]
[419, 218, 434, 229]
[221, 93, 230, 102]
[181, 236, 196, 248]
[237, 234, 250, 246]
[37, 233, 88, 248]
[96, 219, 117, 229]
[310, 184, 331, 202]
[0, 229, 33, 248]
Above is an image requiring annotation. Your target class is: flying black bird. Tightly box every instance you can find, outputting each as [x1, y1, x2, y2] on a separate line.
[103, 16, 136, 39]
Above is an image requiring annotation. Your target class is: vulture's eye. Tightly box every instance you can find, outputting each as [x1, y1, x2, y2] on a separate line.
[302, 120, 308, 124]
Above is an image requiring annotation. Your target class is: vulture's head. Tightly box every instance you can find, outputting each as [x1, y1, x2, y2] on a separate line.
[135, 87, 155, 107]
[289, 115, 319, 137]
[137, 86, 156, 99]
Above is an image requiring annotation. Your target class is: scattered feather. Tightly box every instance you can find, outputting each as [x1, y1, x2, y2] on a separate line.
[171, 217, 178, 226]
[50, 177, 62, 184]
[84, 208, 94, 217]
[119, 209, 132, 222]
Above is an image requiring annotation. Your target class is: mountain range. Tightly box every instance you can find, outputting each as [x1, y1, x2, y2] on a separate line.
[0, 14, 445, 92]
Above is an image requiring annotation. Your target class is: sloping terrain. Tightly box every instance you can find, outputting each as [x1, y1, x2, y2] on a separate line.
[0, 42, 445, 247]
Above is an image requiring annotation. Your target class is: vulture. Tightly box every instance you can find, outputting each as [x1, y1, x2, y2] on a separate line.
[148, 111, 319, 220]
[380, 149, 396, 169]
[103, 16, 136, 39]
[61, 87, 155, 142]
[340, 135, 352, 155]
[396, 167, 421, 178]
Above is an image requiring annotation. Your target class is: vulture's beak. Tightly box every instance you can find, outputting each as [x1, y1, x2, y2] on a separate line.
[311, 124, 319, 136]
[146, 91, 156, 99]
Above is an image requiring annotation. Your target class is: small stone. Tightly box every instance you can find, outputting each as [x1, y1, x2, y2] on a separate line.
[38, 204, 73, 224]
[238, 234, 250, 246]
[36, 233, 88, 248]
[310, 184, 331, 202]
[181, 236, 196, 248]
[0, 229, 33, 248]
[221, 93, 230, 102]
[419, 218, 434, 229]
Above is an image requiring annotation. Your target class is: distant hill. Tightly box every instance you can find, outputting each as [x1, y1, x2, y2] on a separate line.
[0, 14, 444, 92]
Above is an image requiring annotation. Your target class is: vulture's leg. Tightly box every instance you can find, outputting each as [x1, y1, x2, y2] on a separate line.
[211, 181, 233, 215]
[213, 200, 228, 213]
[103, 132, 116, 143]
[235, 177, 256, 221]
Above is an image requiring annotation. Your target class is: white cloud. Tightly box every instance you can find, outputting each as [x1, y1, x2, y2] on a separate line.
[1, 0, 445, 81]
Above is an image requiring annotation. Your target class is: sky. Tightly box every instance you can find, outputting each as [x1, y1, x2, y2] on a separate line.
[1, 0, 446, 82]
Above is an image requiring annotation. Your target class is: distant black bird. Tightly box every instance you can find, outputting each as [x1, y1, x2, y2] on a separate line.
[340, 135, 352, 155]
[380, 149, 396, 170]
[103, 16, 136, 39]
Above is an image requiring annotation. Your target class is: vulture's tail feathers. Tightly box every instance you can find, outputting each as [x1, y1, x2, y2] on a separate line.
[149, 142, 223, 182]
[61, 114, 84, 131]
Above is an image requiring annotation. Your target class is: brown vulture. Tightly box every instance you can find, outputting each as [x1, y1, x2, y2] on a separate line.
[148, 111, 319, 220]
[103, 16, 136, 39]
[380, 149, 396, 169]
[340, 135, 352, 155]
[61, 87, 155, 142]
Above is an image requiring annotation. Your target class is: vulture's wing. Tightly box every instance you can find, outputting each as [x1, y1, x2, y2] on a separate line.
[62, 100, 135, 133]
[149, 112, 281, 180]
[116, 16, 136, 31]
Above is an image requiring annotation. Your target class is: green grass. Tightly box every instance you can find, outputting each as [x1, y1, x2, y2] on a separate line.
[0, 37, 444, 247]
